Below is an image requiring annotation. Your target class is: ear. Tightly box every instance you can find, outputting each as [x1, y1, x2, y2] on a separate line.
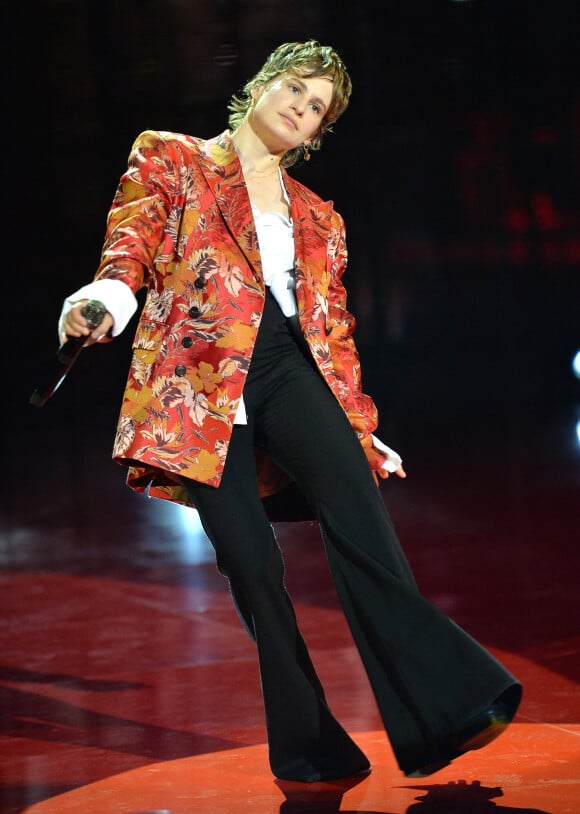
[250, 74, 268, 102]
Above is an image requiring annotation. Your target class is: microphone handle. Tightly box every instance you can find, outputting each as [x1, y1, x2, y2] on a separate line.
[29, 300, 107, 408]
[57, 298, 108, 365]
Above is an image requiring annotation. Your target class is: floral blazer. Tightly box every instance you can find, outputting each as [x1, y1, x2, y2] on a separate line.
[95, 129, 381, 506]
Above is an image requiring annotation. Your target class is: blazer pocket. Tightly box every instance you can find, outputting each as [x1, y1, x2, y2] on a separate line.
[130, 320, 169, 388]
[132, 320, 167, 357]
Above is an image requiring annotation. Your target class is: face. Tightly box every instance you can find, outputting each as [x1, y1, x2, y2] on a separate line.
[251, 73, 334, 152]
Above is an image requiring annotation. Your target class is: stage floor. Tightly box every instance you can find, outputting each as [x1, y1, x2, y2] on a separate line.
[2, 393, 579, 813]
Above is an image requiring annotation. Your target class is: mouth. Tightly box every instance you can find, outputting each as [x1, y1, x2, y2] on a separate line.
[279, 113, 298, 130]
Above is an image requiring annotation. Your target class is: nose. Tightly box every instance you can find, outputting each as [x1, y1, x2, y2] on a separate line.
[291, 98, 306, 116]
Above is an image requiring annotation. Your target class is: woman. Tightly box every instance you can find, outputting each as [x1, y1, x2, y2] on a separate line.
[59, 40, 521, 782]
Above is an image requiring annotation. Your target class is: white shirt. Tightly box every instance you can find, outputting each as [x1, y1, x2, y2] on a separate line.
[252, 205, 297, 317]
[232, 173, 296, 423]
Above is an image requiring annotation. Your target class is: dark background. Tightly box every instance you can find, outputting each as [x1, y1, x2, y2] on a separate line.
[2, 7, 579, 811]
[5, 0, 580, 482]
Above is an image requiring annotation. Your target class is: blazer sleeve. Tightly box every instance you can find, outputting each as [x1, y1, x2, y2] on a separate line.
[94, 130, 179, 294]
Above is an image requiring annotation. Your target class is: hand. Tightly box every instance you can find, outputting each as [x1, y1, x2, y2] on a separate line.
[60, 300, 114, 345]
[378, 462, 407, 480]
[368, 434, 406, 480]
[361, 433, 407, 481]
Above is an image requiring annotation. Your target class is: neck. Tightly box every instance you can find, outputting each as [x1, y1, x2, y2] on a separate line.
[231, 122, 283, 177]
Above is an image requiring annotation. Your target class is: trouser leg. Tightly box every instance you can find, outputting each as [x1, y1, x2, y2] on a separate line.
[255, 355, 522, 774]
[182, 422, 370, 781]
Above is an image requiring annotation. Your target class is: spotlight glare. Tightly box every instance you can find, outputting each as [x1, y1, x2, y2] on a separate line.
[573, 350, 580, 380]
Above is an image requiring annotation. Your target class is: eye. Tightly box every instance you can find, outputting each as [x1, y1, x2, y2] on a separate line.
[310, 102, 321, 115]
[289, 83, 300, 94]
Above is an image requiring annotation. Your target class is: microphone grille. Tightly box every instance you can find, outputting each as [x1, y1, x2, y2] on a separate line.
[81, 299, 107, 329]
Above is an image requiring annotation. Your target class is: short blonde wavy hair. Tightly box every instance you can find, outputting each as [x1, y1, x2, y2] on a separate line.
[228, 40, 352, 168]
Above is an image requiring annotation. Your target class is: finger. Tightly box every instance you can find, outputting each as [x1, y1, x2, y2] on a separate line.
[60, 321, 88, 343]
[62, 304, 92, 339]
[87, 313, 113, 344]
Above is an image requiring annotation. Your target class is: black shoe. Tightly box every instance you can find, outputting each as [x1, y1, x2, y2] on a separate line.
[276, 764, 371, 783]
[404, 701, 511, 779]
[405, 758, 451, 779]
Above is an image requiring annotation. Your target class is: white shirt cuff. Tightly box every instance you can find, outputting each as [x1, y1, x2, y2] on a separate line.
[59, 279, 138, 339]
[371, 434, 403, 473]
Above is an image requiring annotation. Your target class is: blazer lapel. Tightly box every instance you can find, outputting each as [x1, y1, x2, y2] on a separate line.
[196, 132, 263, 281]
[194, 135, 334, 301]
[286, 175, 334, 312]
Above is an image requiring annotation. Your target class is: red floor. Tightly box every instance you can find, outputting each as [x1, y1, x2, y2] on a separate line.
[2, 396, 579, 813]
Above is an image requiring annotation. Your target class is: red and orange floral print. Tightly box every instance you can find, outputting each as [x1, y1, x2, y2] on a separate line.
[92, 130, 379, 506]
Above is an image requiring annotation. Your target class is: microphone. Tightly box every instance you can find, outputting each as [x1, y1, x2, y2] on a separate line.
[29, 299, 108, 408]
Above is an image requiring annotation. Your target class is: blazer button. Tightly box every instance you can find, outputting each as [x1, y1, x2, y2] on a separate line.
[194, 277, 206, 290]
[188, 306, 201, 318]
[175, 365, 187, 377]
[182, 336, 193, 348]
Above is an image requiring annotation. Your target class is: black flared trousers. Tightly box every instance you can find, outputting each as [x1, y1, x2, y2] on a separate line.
[183, 289, 521, 781]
